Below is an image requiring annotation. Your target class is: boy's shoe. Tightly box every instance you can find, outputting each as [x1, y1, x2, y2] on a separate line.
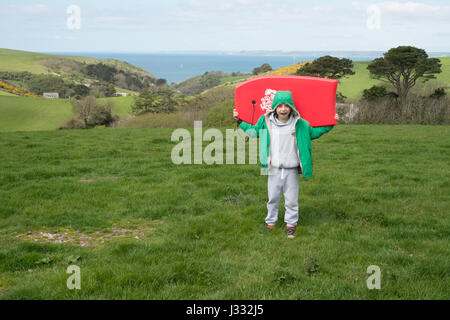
[286, 227, 296, 239]
[260, 225, 275, 235]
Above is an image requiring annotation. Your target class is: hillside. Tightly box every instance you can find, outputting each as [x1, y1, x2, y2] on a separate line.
[0, 96, 73, 132]
[1, 51, 449, 133]
[0, 48, 158, 94]
[219, 58, 450, 100]
[339, 57, 450, 99]
[0, 48, 156, 80]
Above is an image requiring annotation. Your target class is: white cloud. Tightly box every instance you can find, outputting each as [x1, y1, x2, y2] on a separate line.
[1, 4, 56, 15]
[352, 1, 450, 17]
[94, 16, 128, 23]
[311, 5, 334, 14]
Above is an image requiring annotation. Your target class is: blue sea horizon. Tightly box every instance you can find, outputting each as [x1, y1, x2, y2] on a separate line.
[46, 51, 449, 84]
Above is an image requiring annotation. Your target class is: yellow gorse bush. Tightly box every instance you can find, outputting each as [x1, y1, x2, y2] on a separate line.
[268, 62, 310, 76]
[0, 80, 39, 98]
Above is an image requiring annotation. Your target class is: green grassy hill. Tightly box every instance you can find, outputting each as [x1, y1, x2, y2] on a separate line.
[338, 57, 450, 99]
[2, 50, 449, 132]
[338, 61, 381, 99]
[98, 96, 135, 118]
[0, 49, 155, 131]
[434, 57, 450, 87]
[0, 125, 448, 299]
[0, 48, 154, 78]
[0, 96, 73, 132]
[191, 57, 450, 101]
[0, 48, 100, 74]
[0, 89, 16, 97]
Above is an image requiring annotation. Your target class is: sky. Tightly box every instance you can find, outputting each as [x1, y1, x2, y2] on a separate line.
[1, 0, 450, 53]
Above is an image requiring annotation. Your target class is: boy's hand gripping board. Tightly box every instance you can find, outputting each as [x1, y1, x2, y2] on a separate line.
[234, 75, 338, 127]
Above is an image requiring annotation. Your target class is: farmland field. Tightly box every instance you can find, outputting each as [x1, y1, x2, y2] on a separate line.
[0, 96, 73, 132]
[98, 96, 135, 118]
[0, 125, 448, 299]
[338, 57, 450, 99]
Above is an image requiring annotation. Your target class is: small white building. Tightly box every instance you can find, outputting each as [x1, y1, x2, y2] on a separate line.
[115, 92, 127, 97]
[43, 92, 59, 99]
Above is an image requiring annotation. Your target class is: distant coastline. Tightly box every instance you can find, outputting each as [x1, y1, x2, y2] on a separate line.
[45, 51, 450, 84]
[45, 50, 450, 57]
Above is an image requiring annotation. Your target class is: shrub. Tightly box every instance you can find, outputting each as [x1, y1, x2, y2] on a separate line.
[252, 63, 272, 75]
[27, 75, 70, 97]
[204, 99, 235, 127]
[131, 87, 179, 115]
[352, 95, 450, 125]
[89, 100, 117, 127]
[172, 71, 225, 95]
[66, 96, 118, 129]
[362, 85, 390, 101]
[73, 84, 90, 97]
[429, 88, 446, 99]
[58, 118, 85, 130]
[86, 63, 117, 83]
[336, 92, 347, 103]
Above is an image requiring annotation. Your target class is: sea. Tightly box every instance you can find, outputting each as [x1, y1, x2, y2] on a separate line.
[48, 51, 449, 84]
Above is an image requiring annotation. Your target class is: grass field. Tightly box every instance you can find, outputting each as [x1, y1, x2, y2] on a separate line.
[338, 61, 382, 99]
[0, 95, 134, 132]
[225, 57, 450, 100]
[338, 57, 450, 99]
[0, 96, 74, 132]
[98, 96, 135, 118]
[0, 89, 15, 97]
[0, 125, 448, 299]
[433, 57, 450, 91]
[0, 48, 101, 74]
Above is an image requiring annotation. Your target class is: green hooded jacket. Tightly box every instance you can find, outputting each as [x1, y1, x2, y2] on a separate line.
[239, 91, 334, 178]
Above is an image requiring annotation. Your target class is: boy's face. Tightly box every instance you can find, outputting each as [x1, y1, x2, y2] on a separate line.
[275, 103, 291, 121]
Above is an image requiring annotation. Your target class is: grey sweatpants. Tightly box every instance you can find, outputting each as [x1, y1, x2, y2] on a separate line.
[266, 167, 299, 228]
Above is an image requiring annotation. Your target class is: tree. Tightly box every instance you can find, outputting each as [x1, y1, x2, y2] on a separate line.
[362, 85, 390, 102]
[89, 100, 116, 127]
[86, 63, 117, 83]
[252, 63, 272, 75]
[73, 84, 89, 97]
[156, 78, 167, 86]
[105, 83, 116, 97]
[295, 55, 355, 79]
[27, 74, 69, 97]
[367, 46, 442, 105]
[131, 87, 179, 115]
[73, 96, 116, 128]
[74, 96, 96, 127]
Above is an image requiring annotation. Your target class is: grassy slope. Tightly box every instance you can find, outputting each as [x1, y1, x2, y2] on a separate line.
[226, 58, 450, 100]
[338, 57, 450, 99]
[0, 96, 73, 132]
[0, 125, 448, 299]
[0, 48, 99, 74]
[98, 96, 135, 118]
[338, 61, 381, 99]
[0, 49, 145, 129]
[434, 57, 450, 87]
[0, 48, 154, 93]
[0, 89, 16, 97]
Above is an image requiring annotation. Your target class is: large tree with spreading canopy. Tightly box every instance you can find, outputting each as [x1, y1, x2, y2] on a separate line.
[367, 46, 442, 105]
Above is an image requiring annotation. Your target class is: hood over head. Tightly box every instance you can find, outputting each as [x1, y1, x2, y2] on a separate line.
[269, 91, 300, 118]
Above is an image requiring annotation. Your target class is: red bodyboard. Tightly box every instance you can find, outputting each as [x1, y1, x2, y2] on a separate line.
[235, 75, 337, 127]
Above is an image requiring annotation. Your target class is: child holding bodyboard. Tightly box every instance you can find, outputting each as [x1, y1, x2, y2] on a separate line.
[233, 79, 338, 239]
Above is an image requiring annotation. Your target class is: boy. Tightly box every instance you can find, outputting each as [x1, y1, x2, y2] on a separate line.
[233, 91, 337, 239]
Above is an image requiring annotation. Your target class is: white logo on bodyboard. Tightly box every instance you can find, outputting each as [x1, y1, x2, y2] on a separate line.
[260, 89, 277, 113]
